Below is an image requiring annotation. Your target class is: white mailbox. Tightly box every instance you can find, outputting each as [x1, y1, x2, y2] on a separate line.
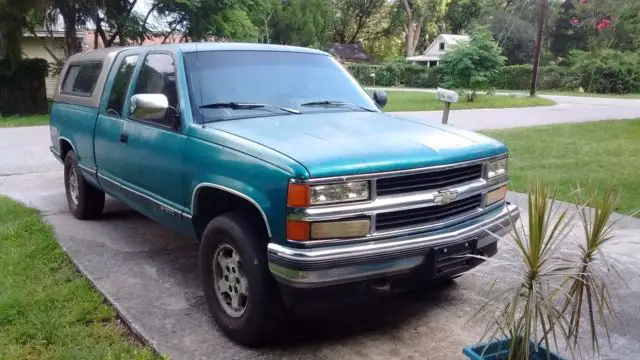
[436, 88, 459, 103]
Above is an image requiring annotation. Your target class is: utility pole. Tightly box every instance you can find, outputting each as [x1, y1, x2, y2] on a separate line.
[530, 0, 548, 97]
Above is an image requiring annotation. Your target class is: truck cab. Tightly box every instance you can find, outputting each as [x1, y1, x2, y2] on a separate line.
[50, 43, 519, 346]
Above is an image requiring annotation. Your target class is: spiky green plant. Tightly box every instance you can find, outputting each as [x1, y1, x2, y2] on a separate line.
[471, 182, 634, 360]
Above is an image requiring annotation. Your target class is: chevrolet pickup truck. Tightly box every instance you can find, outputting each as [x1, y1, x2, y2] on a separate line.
[50, 43, 519, 346]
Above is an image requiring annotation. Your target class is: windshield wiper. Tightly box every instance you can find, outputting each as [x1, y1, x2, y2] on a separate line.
[200, 102, 300, 114]
[300, 100, 377, 112]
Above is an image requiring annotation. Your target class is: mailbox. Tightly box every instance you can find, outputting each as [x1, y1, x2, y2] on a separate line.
[436, 88, 459, 103]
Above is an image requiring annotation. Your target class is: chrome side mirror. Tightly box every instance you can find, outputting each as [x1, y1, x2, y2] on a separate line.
[130, 94, 168, 121]
[373, 90, 388, 109]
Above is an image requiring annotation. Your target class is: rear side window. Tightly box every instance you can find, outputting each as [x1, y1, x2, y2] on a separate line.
[61, 62, 102, 96]
[106, 55, 139, 116]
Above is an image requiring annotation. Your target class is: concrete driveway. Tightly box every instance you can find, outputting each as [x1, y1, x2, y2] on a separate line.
[1, 100, 639, 360]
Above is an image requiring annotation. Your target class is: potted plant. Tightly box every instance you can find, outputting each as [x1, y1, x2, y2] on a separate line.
[464, 182, 637, 360]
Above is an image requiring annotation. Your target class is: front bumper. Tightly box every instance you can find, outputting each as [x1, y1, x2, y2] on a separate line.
[268, 203, 519, 288]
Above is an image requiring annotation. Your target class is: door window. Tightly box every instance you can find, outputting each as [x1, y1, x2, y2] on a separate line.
[106, 55, 139, 117]
[131, 53, 179, 127]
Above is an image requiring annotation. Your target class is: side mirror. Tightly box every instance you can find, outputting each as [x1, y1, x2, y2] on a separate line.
[130, 94, 168, 121]
[373, 90, 388, 109]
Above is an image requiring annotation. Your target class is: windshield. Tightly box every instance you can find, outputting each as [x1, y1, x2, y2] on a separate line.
[184, 50, 379, 122]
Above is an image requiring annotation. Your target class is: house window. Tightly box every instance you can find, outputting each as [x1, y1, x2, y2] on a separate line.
[439, 42, 445, 51]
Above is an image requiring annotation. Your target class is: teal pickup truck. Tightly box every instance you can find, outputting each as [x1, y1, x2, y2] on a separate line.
[50, 43, 519, 345]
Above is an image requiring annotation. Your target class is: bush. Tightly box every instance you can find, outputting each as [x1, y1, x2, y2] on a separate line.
[566, 50, 640, 94]
[439, 27, 506, 101]
[491, 64, 531, 90]
[345, 62, 439, 88]
[0, 58, 49, 115]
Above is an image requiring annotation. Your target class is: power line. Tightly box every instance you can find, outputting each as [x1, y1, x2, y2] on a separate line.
[499, 0, 530, 47]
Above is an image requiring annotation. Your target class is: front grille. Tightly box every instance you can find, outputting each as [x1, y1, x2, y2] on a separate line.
[376, 164, 483, 196]
[375, 194, 483, 232]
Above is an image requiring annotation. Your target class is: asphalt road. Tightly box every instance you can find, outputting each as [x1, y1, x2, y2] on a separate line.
[1, 99, 640, 360]
[390, 94, 640, 130]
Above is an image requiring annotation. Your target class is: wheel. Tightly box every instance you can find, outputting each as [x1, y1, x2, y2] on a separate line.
[64, 150, 105, 219]
[199, 213, 285, 346]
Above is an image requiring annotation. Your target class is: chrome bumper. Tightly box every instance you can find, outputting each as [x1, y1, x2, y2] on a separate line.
[268, 203, 519, 288]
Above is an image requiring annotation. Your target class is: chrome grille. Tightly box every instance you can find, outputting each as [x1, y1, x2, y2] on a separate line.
[375, 194, 483, 232]
[376, 164, 483, 196]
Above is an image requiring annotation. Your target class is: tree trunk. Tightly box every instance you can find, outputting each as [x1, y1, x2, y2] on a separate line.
[405, 26, 415, 57]
[62, 2, 81, 57]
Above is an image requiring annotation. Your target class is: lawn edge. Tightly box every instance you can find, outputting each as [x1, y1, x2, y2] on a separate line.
[3, 197, 164, 358]
[40, 214, 164, 356]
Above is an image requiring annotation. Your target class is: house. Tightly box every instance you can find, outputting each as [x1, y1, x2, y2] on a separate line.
[22, 30, 86, 98]
[406, 34, 469, 67]
[327, 43, 371, 63]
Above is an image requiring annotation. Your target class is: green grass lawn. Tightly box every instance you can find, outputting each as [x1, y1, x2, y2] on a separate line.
[0, 196, 160, 360]
[484, 119, 640, 215]
[382, 91, 555, 112]
[0, 114, 50, 128]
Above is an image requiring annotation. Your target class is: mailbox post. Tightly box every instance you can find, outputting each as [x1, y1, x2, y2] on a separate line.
[435, 88, 459, 124]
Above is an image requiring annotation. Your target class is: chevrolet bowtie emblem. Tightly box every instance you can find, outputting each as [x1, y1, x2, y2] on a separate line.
[433, 189, 458, 205]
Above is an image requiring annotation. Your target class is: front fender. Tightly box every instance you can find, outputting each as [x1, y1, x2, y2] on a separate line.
[184, 138, 296, 243]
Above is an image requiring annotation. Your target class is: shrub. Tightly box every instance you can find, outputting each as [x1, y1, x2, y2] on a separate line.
[491, 64, 531, 90]
[345, 62, 439, 88]
[0, 58, 49, 115]
[566, 49, 640, 94]
[439, 27, 506, 101]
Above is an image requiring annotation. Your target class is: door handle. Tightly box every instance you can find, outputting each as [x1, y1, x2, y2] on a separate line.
[120, 133, 128, 143]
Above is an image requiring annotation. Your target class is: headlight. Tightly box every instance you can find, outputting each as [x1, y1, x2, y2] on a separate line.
[309, 181, 369, 205]
[486, 158, 508, 179]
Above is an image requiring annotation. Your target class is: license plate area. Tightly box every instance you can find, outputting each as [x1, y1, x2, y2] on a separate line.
[433, 239, 478, 276]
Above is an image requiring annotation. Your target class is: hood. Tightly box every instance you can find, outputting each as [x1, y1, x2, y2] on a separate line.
[207, 111, 507, 178]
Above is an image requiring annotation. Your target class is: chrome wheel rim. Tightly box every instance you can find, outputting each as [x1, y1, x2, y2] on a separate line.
[212, 244, 248, 317]
[68, 167, 79, 205]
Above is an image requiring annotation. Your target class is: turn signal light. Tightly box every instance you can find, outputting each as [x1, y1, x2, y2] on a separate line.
[485, 185, 508, 206]
[287, 183, 310, 207]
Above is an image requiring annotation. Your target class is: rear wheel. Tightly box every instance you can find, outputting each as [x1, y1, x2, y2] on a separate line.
[199, 213, 285, 346]
[64, 150, 105, 219]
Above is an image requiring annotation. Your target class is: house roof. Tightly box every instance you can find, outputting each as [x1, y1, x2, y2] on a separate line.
[406, 33, 470, 62]
[327, 43, 370, 61]
[440, 34, 469, 45]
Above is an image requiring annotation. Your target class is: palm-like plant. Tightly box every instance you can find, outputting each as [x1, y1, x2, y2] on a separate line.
[470, 182, 636, 360]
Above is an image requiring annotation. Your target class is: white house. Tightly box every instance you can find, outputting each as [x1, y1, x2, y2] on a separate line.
[406, 34, 469, 67]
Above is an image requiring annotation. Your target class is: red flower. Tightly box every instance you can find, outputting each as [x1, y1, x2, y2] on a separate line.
[569, 17, 581, 26]
[596, 18, 611, 31]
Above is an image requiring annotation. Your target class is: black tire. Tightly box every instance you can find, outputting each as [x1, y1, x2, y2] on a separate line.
[64, 150, 105, 219]
[199, 213, 285, 346]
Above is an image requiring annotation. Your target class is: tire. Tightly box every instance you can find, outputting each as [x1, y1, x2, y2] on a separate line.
[199, 213, 285, 346]
[64, 150, 105, 219]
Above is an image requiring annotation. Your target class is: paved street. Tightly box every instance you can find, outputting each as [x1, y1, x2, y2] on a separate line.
[1, 100, 640, 360]
[389, 94, 640, 130]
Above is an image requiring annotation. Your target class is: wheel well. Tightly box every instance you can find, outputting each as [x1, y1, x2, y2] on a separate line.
[60, 139, 73, 160]
[192, 187, 270, 242]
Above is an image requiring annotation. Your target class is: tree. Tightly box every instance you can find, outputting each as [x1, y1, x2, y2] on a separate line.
[269, 0, 333, 47]
[439, 27, 506, 101]
[549, 0, 589, 58]
[444, 0, 483, 34]
[485, 10, 536, 64]
[333, 0, 386, 44]
[397, 0, 438, 57]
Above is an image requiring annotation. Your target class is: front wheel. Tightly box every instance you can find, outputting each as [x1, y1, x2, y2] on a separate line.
[64, 150, 105, 219]
[199, 213, 285, 346]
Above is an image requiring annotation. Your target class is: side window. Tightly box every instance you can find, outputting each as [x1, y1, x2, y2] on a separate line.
[61, 62, 102, 96]
[131, 53, 178, 127]
[106, 55, 139, 116]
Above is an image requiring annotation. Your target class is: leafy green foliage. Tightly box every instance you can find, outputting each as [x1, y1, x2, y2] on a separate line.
[566, 49, 640, 94]
[444, 0, 484, 34]
[439, 27, 506, 101]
